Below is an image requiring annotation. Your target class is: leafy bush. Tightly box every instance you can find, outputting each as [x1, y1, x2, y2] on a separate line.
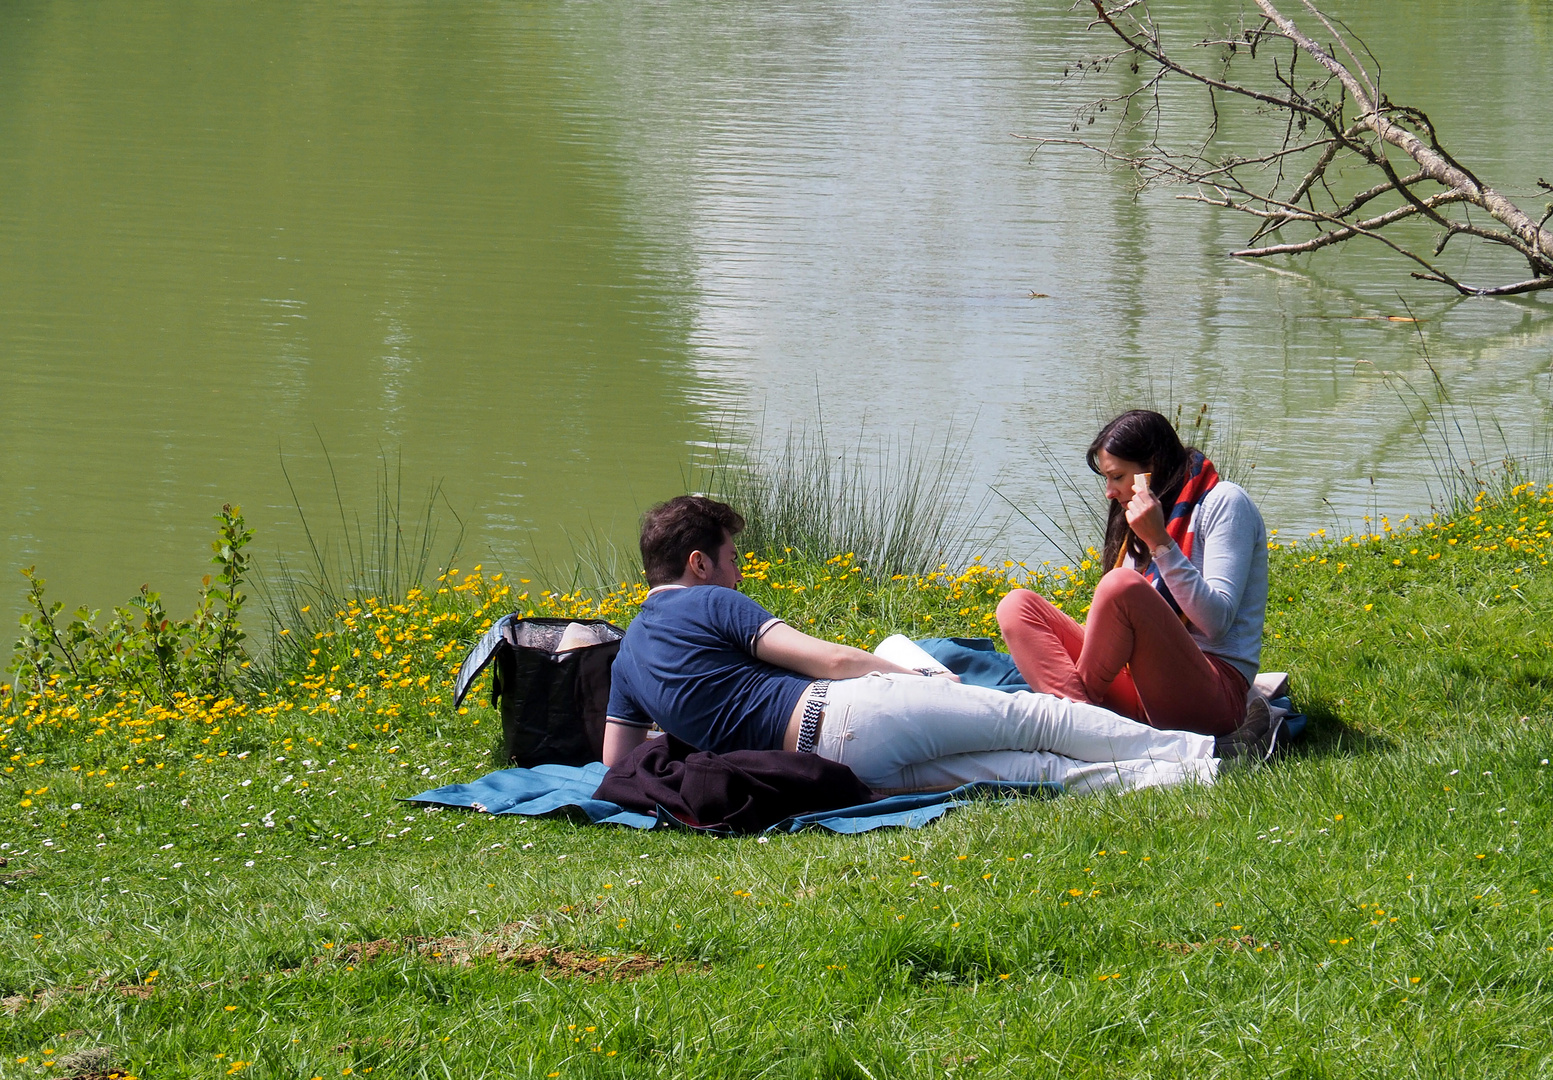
[7, 505, 253, 702]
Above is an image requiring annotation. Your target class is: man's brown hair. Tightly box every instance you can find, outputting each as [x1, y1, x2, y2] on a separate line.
[639, 495, 746, 587]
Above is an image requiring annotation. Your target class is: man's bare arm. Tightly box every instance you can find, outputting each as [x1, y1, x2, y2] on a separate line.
[754, 621, 956, 681]
[602, 720, 649, 767]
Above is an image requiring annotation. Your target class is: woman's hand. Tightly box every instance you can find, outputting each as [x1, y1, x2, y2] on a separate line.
[1125, 483, 1170, 550]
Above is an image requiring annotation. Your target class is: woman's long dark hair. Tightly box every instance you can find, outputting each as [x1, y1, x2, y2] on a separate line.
[1087, 410, 1197, 570]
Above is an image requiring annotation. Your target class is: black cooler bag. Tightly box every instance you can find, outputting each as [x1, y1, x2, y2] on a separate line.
[453, 615, 625, 767]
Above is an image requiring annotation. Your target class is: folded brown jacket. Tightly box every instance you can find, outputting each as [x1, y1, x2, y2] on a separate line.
[593, 736, 875, 833]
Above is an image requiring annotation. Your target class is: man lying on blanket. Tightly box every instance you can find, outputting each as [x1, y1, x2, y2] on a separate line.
[603, 496, 1275, 794]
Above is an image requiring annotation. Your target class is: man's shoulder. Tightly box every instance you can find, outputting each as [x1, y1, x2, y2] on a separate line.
[626, 585, 776, 640]
[650, 584, 774, 616]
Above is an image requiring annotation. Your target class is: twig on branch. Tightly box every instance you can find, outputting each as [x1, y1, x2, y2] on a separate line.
[1186, 182, 1471, 289]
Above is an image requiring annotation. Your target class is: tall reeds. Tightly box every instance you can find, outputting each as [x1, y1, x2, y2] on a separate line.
[259, 448, 464, 672]
[690, 419, 1003, 577]
[1361, 310, 1549, 515]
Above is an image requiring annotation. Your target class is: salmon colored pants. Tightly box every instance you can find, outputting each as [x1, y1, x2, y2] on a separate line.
[995, 569, 1248, 737]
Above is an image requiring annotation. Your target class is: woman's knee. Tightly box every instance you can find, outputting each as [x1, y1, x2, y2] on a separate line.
[1097, 566, 1151, 592]
[995, 587, 1047, 627]
[1094, 567, 1154, 606]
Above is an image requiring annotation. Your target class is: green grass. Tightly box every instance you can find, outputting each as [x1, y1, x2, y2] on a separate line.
[2, 486, 1552, 1079]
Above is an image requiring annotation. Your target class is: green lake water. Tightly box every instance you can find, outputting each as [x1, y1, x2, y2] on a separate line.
[2, 1, 1551, 628]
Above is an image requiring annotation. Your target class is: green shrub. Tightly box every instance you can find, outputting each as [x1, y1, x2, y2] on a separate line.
[7, 505, 253, 702]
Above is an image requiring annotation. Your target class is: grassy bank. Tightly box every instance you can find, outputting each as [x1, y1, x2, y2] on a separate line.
[2, 485, 1551, 1079]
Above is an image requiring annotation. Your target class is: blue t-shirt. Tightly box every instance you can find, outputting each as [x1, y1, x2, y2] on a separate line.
[606, 585, 811, 753]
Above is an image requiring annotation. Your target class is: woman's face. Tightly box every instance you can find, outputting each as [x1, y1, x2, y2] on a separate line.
[1095, 449, 1148, 504]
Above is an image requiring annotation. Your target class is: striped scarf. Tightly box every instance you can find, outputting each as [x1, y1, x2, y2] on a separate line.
[1143, 451, 1219, 620]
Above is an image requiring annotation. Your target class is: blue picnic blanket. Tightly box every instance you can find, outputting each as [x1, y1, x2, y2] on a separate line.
[918, 637, 1032, 691]
[406, 762, 1060, 835]
[411, 636, 1304, 834]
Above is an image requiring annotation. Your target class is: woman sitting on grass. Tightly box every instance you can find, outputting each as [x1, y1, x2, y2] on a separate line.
[996, 409, 1268, 737]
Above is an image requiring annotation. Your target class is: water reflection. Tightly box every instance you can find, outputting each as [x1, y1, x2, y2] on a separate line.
[593, 0, 1551, 565]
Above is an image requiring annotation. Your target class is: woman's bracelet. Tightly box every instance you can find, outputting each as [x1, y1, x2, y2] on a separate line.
[1149, 539, 1177, 560]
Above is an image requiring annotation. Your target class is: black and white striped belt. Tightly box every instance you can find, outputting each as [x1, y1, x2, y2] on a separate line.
[796, 679, 831, 754]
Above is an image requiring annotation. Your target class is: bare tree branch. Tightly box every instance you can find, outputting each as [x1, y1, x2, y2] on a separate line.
[1209, 190, 1472, 256]
[1030, 0, 1553, 295]
[1252, 0, 1553, 268]
[1410, 274, 1553, 297]
[1185, 183, 1471, 289]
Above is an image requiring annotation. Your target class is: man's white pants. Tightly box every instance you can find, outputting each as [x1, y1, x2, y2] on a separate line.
[813, 672, 1218, 794]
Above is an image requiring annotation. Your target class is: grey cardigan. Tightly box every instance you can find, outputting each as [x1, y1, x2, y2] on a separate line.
[1143, 481, 1268, 682]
